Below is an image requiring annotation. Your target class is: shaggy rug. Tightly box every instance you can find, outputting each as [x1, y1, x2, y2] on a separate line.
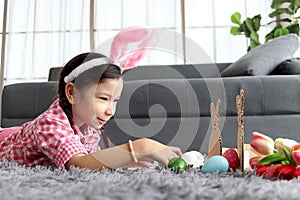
[0, 161, 300, 200]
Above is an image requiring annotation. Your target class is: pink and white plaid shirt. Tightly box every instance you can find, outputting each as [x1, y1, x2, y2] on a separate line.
[0, 99, 101, 169]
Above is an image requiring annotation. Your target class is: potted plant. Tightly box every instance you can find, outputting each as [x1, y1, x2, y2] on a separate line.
[230, 0, 300, 51]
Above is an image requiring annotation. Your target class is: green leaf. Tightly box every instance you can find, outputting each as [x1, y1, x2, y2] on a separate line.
[231, 12, 241, 25]
[250, 31, 260, 45]
[252, 15, 262, 31]
[282, 160, 290, 165]
[249, 40, 259, 51]
[245, 18, 255, 32]
[269, 8, 293, 18]
[265, 27, 277, 42]
[230, 27, 241, 35]
[292, 0, 300, 13]
[271, 0, 292, 9]
[281, 146, 297, 166]
[274, 27, 290, 37]
[287, 23, 300, 35]
[257, 153, 286, 165]
[241, 22, 251, 37]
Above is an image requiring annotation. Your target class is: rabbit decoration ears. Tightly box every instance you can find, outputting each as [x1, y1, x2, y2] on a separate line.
[64, 27, 160, 83]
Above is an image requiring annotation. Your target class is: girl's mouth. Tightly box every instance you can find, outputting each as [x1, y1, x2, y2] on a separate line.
[97, 118, 107, 124]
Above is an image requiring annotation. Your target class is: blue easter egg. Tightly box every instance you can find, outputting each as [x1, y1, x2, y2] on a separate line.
[201, 155, 229, 174]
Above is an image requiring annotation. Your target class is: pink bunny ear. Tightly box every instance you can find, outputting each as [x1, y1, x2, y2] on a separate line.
[110, 27, 149, 62]
[110, 27, 160, 70]
[121, 29, 160, 69]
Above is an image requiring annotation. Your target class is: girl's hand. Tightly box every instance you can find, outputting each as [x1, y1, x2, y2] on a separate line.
[123, 157, 155, 169]
[70, 138, 182, 171]
[136, 138, 182, 167]
[147, 145, 182, 167]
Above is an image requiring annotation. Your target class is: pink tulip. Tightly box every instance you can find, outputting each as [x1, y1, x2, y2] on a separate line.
[250, 132, 274, 155]
[292, 144, 300, 165]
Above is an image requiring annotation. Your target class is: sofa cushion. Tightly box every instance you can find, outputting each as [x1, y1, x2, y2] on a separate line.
[221, 34, 300, 77]
[270, 57, 300, 75]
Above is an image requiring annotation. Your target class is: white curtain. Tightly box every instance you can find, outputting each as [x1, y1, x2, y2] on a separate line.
[4, 0, 90, 84]
[1, 0, 272, 85]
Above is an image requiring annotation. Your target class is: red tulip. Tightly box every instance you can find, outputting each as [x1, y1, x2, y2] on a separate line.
[256, 165, 271, 177]
[250, 132, 274, 155]
[249, 155, 264, 169]
[293, 167, 300, 178]
[275, 164, 296, 180]
[256, 164, 296, 180]
[292, 143, 300, 165]
[265, 165, 279, 179]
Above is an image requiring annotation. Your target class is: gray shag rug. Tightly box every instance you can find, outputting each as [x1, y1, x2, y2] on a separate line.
[1, 161, 300, 200]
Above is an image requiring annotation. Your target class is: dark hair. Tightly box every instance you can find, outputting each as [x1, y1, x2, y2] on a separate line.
[58, 52, 122, 124]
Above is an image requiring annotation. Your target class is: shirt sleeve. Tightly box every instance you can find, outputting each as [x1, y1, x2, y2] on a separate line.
[83, 126, 101, 152]
[35, 116, 88, 169]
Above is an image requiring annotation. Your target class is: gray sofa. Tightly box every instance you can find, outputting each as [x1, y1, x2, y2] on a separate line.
[2, 63, 300, 154]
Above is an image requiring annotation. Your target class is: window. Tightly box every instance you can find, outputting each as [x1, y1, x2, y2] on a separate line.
[1, 0, 273, 84]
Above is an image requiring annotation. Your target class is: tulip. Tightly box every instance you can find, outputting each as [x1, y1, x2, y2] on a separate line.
[249, 155, 264, 169]
[250, 132, 274, 155]
[256, 164, 297, 180]
[256, 165, 274, 178]
[292, 143, 300, 165]
[274, 138, 298, 156]
[275, 164, 296, 180]
[293, 167, 300, 178]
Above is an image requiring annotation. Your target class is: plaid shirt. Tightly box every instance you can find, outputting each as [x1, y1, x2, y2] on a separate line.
[0, 99, 101, 169]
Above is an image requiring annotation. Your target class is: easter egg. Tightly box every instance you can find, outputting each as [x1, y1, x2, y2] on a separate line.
[181, 151, 205, 167]
[201, 155, 229, 174]
[222, 148, 240, 171]
[168, 157, 187, 172]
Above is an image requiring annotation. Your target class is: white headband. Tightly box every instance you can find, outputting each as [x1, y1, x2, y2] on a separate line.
[64, 57, 116, 83]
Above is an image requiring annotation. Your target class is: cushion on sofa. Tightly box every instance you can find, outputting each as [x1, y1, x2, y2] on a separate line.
[221, 34, 300, 77]
[270, 57, 300, 75]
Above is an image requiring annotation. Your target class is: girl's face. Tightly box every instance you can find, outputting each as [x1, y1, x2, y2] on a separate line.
[71, 77, 123, 129]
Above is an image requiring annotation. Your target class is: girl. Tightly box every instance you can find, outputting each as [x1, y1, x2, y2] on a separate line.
[0, 28, 182, 170]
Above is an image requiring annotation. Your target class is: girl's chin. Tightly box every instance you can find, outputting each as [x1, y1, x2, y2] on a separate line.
[88, 123, 103, 130]
[95, 124, 103, 130]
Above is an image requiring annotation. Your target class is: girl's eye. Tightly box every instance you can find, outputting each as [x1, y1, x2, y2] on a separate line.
[114, 99, 119, 103]
[99, 97, 108, 101]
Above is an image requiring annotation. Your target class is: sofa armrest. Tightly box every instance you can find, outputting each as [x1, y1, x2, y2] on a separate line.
[48, 67, 62, 81]
[1, 82, 58, 127]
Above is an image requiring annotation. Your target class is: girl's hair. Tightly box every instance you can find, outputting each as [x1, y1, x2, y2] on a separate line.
[58, 52, 122, 125]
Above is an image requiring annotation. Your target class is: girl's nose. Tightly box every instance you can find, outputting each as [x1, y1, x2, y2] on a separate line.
[105, 104, 114, 116]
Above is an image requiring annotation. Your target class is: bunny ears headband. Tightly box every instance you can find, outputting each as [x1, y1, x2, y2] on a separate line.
[64, 27, 159, 83]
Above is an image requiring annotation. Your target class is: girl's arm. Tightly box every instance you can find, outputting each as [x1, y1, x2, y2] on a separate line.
[65, 138, 182, 170]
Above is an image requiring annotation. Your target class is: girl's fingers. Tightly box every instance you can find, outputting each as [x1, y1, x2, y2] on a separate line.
[139, 157, 155, 163]
[170, 146, 182, 157]
[124, 161, 150, 169]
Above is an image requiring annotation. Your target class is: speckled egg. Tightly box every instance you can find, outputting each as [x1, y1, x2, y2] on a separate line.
[201, 155, 229, 174]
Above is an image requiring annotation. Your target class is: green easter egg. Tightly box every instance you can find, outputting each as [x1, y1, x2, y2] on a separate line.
[168, 157, 187, 172]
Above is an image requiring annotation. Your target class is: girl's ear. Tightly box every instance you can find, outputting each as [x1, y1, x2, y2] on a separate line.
[65, 82, 76, 104]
